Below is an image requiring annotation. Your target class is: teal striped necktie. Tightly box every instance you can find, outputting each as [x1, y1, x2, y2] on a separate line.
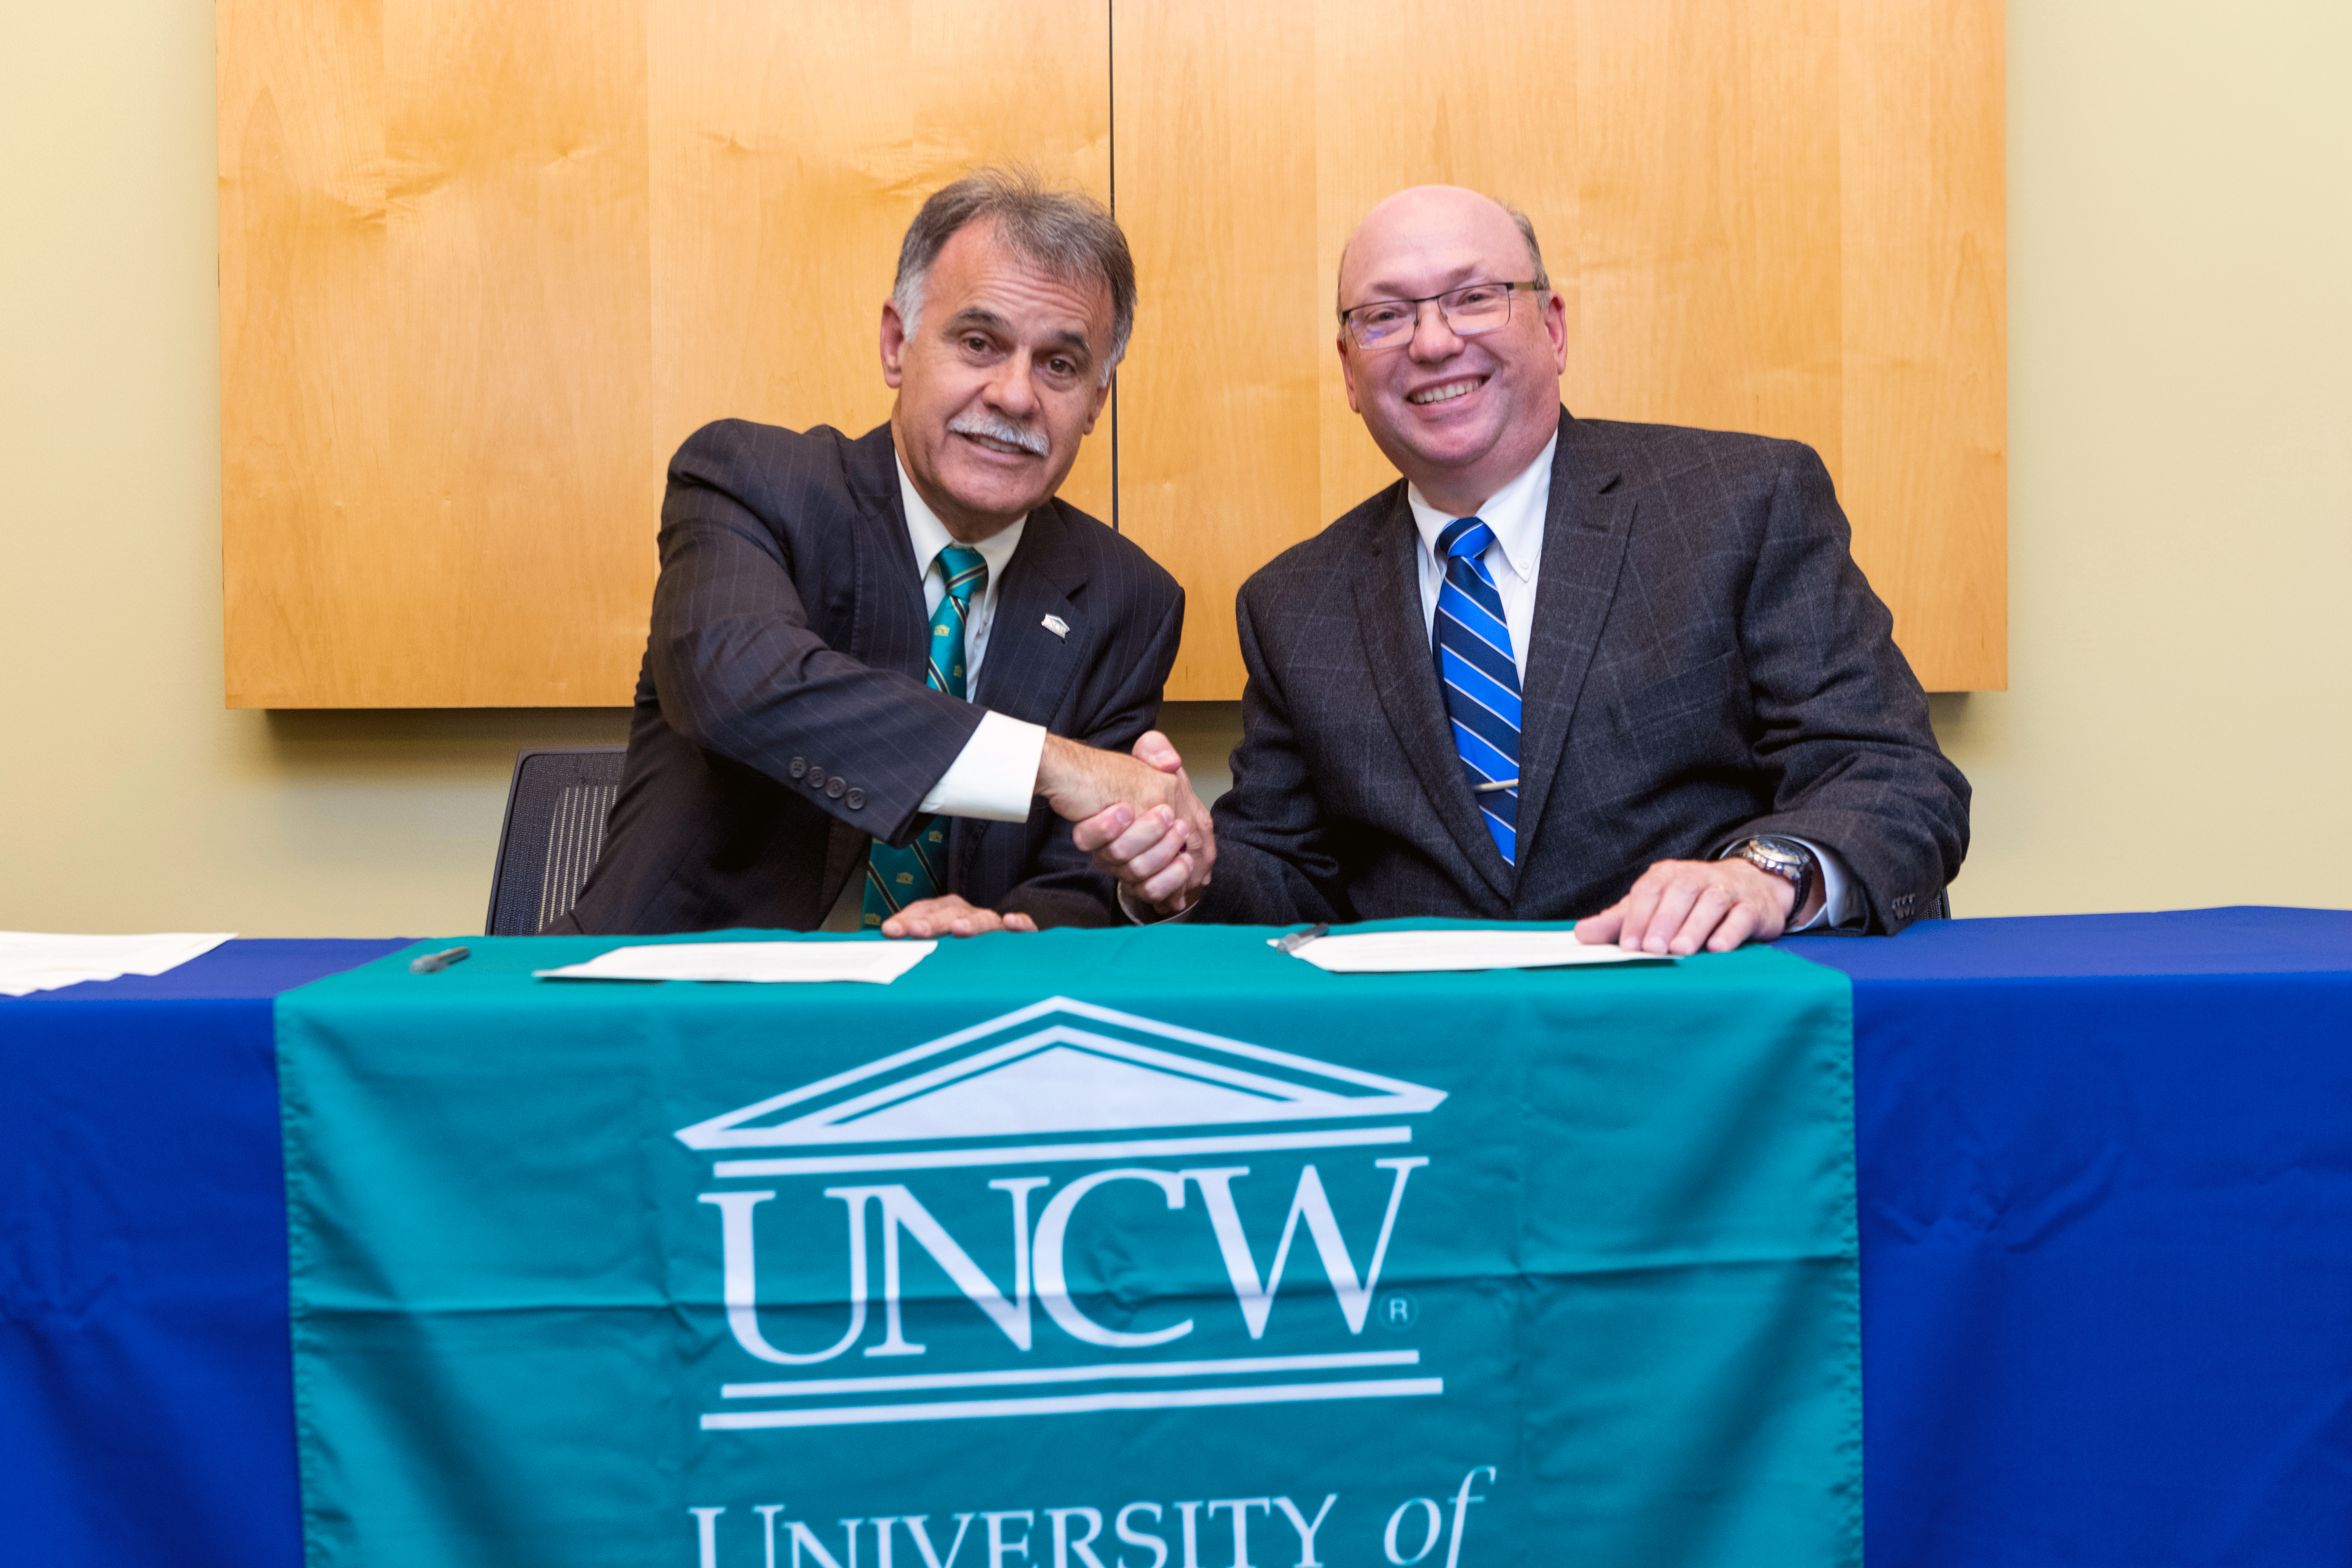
[863, 544, 987, 928]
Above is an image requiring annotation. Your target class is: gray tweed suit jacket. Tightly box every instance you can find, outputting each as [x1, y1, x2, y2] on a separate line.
[1196, 408, 1969, 934]
[557, 419, 1184, 935]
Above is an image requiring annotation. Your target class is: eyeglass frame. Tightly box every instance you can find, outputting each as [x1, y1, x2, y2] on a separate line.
[1337, 279, 1547, 352]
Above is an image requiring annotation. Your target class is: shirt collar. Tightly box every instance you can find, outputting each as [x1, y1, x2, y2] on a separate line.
[1405, 431, 1558, 583]
[896, 455, 1026, 589]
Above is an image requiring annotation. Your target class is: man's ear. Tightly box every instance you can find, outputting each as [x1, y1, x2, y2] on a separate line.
[1338, 334, 1364, 415]
[1079, 371, 1113, 436]
[879, 301, 908, 389]
[1541, 289, 1568, 375]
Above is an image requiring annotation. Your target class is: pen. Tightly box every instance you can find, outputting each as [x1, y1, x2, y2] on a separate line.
[408, 945, 472, 975]
[1270, 923, 1330, 955]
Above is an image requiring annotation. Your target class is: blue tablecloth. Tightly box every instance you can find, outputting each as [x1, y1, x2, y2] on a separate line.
[1786, 907, 2352, 1566]
[1, 940, 405, 1566]
[5, 911, 2349, 1566]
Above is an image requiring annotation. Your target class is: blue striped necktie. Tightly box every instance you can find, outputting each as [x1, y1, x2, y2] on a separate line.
[863, 544, 987, 928]
[1433, 517, 1522, 866]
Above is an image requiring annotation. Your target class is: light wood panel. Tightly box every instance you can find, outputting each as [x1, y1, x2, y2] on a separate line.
[225, 0, 2001, 705]
[1839, 0, 2006, 687]
[1572, 0, 1843, 473]
[1118, 0, 2006, 696]
[1109, 0, 1322, 698]
[222, 0, 656, 707]
[646, 0, 1112, 514]
[222, 0, 1108, 707]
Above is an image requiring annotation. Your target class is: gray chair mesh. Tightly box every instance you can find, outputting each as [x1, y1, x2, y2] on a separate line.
[485, 747, 627, 936]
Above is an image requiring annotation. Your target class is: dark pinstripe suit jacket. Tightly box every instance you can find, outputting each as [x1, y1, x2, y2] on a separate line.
[1197, 408, 1970, 934]
[557, 419, 1184, 935]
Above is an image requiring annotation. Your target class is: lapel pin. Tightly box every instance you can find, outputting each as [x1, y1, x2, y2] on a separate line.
[1040, 615, 1070, 640]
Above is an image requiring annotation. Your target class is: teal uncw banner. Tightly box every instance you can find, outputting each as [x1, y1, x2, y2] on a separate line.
[278, 922, 1857, 1568]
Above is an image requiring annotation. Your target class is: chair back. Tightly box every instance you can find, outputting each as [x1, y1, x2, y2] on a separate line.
[485, 746, 627, 936]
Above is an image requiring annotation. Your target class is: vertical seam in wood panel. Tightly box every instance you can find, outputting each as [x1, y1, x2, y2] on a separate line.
[1106, 0, 1120, 532]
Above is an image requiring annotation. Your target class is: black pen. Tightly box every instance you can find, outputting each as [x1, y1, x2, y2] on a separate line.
[408, 945, 471, 975]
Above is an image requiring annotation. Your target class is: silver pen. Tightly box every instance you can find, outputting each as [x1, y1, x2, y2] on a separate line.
[1270, 922, 1330, 955]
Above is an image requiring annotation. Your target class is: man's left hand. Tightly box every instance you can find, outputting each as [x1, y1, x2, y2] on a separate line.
[1573, 858, 1801, 955]
[879, 895, 1038, 939]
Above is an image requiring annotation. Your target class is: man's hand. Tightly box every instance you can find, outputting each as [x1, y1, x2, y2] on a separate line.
[879, 894, 1038, 939]
[1052, 731, 1214, 914]
[1574, 857, 1811, 955]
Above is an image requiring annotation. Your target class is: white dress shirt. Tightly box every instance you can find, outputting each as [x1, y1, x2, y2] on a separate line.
[898, 458, 1049, 823]
[1405, 440, 1862, 934]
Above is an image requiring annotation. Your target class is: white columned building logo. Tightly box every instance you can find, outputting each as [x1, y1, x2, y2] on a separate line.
[675, 996, 1451, 1431]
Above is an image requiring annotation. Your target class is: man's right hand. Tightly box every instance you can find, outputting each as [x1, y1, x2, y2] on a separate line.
[1039, 732, 1214, 913]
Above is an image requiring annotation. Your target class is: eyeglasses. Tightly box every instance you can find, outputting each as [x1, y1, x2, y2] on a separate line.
[1338, 280, 1542, 351]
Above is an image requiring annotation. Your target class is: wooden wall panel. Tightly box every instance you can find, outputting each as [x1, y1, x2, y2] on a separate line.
[222, 0, 1108, 707]
[1117, 0, 2006, 697]
[646, 0, 1112, 520]
[224, 0, 1999, 705]
[1572, 0, 1844, 475]
[1110, 0, 1321, 699]
[222, 0, 655, 707]
[219, 0, 391, 704]
[1840, 0, 2007, 688]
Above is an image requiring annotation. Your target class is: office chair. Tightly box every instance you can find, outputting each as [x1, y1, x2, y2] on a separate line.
[484, 746, 627, 936]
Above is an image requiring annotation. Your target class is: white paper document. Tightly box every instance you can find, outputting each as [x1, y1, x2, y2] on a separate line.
[0, 931, 236, 998]
[1275, 928, 1672, 975]
[534, 940, 936, 985]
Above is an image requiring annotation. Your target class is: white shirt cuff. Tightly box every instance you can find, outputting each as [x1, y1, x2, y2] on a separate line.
[918, 711, 1047, 822]
[1786, 838, 1864, 932]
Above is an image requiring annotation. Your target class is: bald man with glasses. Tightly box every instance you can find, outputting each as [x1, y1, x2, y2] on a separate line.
[1089, 185, 1968, 947]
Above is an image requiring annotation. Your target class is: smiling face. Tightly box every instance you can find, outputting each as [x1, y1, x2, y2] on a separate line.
[1336, 186, 1568, 515]
[882, 219, 1116, 542]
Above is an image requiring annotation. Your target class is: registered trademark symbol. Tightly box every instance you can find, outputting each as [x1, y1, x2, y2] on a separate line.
[1377, 1291, 1419, 1330]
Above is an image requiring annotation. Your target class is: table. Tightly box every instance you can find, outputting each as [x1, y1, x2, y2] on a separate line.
[5, 911, 2349, 1566]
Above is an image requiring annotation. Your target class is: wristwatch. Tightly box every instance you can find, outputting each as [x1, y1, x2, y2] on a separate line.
[1724, 836, 1816, 916]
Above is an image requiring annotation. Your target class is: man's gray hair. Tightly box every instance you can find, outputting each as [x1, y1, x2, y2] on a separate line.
[1507, 204, 1552, 293]
[890, 168, 1138, 386]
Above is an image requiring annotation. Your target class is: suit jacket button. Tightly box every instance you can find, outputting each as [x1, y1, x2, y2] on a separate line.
[826, 777, 847, 800]
[806, 767, 825, 789]
[845, 788, 866, 810]
[789, 757, 806, 779]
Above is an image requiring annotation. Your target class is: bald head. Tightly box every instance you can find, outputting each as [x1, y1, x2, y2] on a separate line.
[1337, 186, 1548, 316]
[1331, 185, 1568, 516]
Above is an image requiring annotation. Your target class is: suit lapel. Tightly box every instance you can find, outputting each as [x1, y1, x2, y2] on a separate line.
[846, 425, 930, 680]
[1513, 413, 1634, 854]
[950, 501, 1090, 890]
[1351, 487, 1515, 902]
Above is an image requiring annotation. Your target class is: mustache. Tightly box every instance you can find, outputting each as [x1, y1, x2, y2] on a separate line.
[948, 413, 1050, 458]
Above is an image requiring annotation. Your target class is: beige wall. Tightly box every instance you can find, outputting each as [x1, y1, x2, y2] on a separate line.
[3, 2, 2346, 937]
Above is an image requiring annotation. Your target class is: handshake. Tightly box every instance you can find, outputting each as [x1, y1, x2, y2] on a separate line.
[1039, 731, 1215, 917]
[876, 731, 1214, 939]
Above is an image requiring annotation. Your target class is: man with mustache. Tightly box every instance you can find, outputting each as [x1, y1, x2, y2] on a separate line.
[558, 169, 1212, 938]
[1092, 185, 1967, 947]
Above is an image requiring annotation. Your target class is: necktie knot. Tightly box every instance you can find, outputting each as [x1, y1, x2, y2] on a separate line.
[1438, 517, 1494, 561]
[938, 544, 987, 606]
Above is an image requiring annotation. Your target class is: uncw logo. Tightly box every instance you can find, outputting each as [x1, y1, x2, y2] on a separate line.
[674, 997, 1451, 1432]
